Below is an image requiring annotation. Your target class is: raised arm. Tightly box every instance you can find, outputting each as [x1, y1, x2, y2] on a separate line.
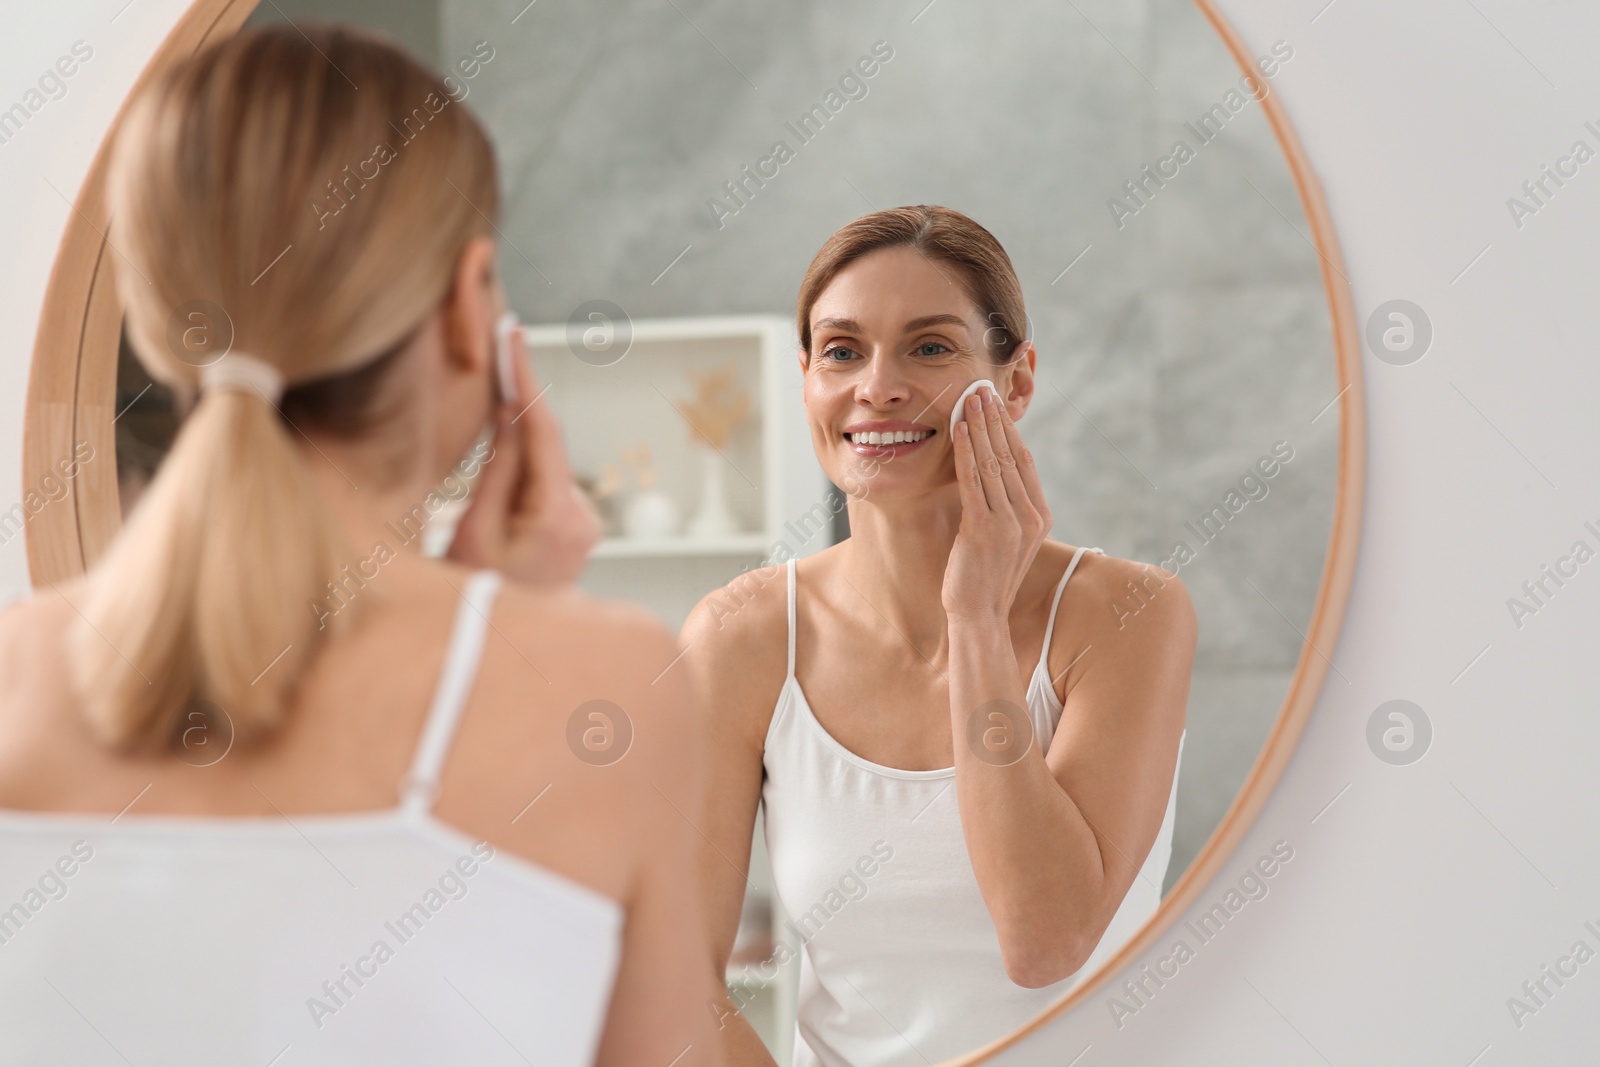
[948, 560, 1193, 986]
[679, 579, 785, 1067]
[943, 385, 1194, 987]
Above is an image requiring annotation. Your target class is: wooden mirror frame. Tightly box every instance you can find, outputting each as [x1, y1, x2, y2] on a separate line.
[20, 2, 1364, 1062]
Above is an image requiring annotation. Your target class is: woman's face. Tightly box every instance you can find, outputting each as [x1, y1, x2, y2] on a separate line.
[802, 244, 1032, 501]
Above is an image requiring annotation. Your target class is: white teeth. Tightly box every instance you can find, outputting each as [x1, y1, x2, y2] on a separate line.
[848, 429, 932, 445]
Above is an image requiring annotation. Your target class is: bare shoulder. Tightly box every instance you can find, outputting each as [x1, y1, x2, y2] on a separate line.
[1052, 545, 1194, 630]
[0, 581, 103, 796]
[678, 557, 792, 728]
[0, 582, 78, 651]
[492, 575, 678, 653]
[0, 582, 83, 716]
[485, 578, 690, 723]
[681, 559, 788, 654]
[1043, 544, 1196, 690]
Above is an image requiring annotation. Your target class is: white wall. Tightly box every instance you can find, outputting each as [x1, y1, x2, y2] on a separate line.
[0, 3, 187, 605]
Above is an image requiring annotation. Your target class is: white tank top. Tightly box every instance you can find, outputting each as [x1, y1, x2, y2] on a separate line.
[0, 570, 623, 1066]
[762, 546, 1183, 1066]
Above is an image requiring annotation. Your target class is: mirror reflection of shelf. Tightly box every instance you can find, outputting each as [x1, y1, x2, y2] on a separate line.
[520, 313, 833, 630]
[591, 533, 772, 559]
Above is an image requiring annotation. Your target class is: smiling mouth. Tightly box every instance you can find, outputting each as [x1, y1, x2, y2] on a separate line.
[843, 429, 935, 446]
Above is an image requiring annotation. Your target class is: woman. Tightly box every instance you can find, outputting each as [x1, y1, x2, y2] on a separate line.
[0, 25, 720, 1067]
[684, 206, 1193, 1065]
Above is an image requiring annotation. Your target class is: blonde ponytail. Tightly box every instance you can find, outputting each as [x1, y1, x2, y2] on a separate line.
[73, 390, 350, 745]
[74, 23, 499, 749]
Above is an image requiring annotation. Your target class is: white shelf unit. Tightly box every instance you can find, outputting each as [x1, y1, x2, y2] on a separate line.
[519, 313, 834, 630]
[588, 533, 769, 559]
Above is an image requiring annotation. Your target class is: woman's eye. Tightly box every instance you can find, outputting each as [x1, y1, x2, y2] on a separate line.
[917, 342, 949, 357]
[822, 345, 856, 362]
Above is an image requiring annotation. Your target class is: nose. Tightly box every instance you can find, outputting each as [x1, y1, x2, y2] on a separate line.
[856, 350, 911, 409]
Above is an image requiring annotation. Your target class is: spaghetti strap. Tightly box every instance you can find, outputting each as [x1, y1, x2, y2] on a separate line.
[399, 569, 504, 817]
[786, 557, 797, 682]
[1032, 546, 1103, 681]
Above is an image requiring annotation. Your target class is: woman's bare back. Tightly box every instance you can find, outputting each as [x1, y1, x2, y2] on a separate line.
[0, 554, 691, 905]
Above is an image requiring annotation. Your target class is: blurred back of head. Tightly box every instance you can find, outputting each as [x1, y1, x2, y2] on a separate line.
[76, 22, 499, 752]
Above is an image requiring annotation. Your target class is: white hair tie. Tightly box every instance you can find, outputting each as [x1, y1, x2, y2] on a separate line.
[200, 353, 285, 404]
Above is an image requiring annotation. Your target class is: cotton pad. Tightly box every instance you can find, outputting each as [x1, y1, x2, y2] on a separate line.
[494, 310, 521, 403]
[949, 379, 996, 438]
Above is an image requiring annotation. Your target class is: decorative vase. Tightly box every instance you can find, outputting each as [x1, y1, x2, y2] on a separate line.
[687, 449, 740, 539]
[623, 488, 680, 540]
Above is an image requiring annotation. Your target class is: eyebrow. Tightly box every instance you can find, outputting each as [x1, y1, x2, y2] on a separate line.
[811, 314, 971, 335]
[906, 314, 971, 332]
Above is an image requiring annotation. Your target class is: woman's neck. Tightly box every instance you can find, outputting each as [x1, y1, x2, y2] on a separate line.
[294, 432, 445, 573]
[837, 486, 968, 658]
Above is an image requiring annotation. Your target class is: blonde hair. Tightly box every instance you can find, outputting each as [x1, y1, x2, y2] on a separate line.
[74, 23, 500, 749]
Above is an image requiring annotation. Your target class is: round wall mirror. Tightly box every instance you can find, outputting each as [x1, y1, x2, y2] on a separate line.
[24, 0, 1361, 1062]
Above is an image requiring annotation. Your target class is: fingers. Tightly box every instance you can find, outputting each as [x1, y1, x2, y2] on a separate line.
[447, 412, 520, 564]
[978, 386, 1030, 513]
[506, 319, 535, 412]
[951, 402, 990, 517]
[991, 388, 1050, 525]
[475, 412, 522, 519]
[507, 332, 575, 517]
[569, 482, 605, 558]
[964, 389, 1005, 511]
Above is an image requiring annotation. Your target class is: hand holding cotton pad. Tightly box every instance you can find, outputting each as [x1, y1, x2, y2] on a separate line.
[950, 379, 996, 438]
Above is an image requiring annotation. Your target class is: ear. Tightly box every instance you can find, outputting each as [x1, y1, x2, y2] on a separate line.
[796, 346, 809, 375]
[1002, 341, 1037, 419]
[440, 234, 499, 375]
